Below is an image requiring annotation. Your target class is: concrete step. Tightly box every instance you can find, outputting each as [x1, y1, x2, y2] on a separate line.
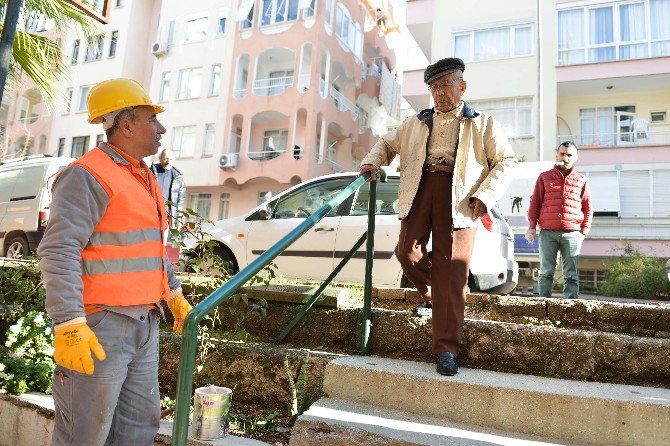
[319, 356, 670, 446]
[194, 302, 670, 388]
[291, 398, 567, 446]
[0, 393, 270, 446]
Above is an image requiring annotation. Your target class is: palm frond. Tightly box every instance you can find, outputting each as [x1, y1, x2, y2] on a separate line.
[11, 30, 71, 113]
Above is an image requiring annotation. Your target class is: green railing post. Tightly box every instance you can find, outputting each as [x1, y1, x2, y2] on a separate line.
[360, 177, 377, 354]
[274, 231, 367, 343]
[171, 173, 370, 445]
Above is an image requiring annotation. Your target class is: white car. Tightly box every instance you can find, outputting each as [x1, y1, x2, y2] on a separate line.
[189, 173, 518, 294]
[0, 155, 75, 258]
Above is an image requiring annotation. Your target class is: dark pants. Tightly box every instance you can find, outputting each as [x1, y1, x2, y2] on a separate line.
[395, 171, 476, 356]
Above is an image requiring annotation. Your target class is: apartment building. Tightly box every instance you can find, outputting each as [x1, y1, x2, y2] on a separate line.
[404, 0, 670, 287]
[1, 0, 400, 221]
[152, 0, 399, 219]
[0, 0, 161, 161]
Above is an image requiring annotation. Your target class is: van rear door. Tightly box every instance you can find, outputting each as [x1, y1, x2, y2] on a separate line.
[0, 167, 20, 238]
[5, 164, 48, 233]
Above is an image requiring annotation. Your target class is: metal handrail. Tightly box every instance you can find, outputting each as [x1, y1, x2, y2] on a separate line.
[171, 172, 377, 445]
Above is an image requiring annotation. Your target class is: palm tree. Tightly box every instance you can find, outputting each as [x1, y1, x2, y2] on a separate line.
[2, 0, 100, 112]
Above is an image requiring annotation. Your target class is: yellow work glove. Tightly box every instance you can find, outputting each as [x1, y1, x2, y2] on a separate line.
[167, 288, 192, 334]
[53, 318, 106, 375]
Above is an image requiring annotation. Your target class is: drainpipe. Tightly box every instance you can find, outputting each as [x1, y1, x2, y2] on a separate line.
[536, 0, 543, 161]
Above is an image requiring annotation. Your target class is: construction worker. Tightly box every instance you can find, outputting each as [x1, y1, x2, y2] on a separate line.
[38, 78, 193, 446]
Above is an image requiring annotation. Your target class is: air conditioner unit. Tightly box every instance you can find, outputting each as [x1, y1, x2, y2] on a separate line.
[151, 42, 167, 57]
[218, 154, 237, 169]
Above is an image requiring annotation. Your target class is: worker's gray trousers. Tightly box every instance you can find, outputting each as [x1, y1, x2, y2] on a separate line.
[50, 310, 160, 446]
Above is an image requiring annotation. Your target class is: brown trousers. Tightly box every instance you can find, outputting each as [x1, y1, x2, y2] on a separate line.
[395, 171, 476, 356]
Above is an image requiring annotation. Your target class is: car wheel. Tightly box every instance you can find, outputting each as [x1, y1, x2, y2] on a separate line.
[6, 236, 29, 259]
[213, 244, 239, 275]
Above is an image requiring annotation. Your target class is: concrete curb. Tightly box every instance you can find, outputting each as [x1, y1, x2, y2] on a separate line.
[321, 356, 670, 446]
[0, 393, 269, 446]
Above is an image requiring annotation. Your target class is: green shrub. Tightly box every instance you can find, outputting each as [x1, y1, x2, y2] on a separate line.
[599, 244, 670, 300]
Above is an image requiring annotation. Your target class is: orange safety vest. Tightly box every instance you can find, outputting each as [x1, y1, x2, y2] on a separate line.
[73, 147, 169, 306]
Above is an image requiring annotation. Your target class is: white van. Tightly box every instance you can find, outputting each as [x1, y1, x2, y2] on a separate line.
[0, 155, 75, 258]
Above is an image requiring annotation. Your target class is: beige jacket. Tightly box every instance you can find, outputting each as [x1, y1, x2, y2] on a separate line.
[361, 102, 517, 228]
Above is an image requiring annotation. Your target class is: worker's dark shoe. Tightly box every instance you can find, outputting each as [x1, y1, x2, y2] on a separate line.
[436, 351, 458, 376]
[413, 302, 432, 317]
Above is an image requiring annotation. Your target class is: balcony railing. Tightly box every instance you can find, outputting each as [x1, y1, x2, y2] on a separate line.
[247, 149, 286, 160]
[330, 88, 359, 119]
[326, 158, 348, 173]
[558, 131, 670, 149]
[253, 75, 294, 96]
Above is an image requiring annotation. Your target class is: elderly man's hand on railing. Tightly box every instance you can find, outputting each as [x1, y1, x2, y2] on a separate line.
[358, 164, 378, 181]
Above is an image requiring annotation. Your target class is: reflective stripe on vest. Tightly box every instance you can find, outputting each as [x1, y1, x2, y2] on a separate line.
[73, 147, 169, 306]
[87, 228, 162, 247]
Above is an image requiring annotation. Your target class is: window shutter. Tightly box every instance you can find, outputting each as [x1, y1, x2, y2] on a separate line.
[620, 170, 650, 217]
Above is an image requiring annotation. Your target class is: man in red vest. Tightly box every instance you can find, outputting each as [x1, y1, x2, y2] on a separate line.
[39, 79, 192, 445]
[526, 141, 593, 299]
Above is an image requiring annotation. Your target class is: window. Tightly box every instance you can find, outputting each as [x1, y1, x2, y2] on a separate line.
[178, 67, 202, 99]
[209, 64, 221, 96]
[258, 191, 276, 205]
[469, 97, 532, 137]
[78, 86, 91, 112]
[108, 31, 118, 57]
[324, 0, 334, 26]
[203, 123, 215, 157]
[218, 193, 230, 219]
[579, 105, 635, 147]
[172, 125, 197, 157]
[304, 0, 316, 18]
[263, 129, 288, 155]
[326, 139, 336, 162]
[240, 1, 255, 29]
[453, 23, 532, 62]
[189, 193, 212, 221]
[651, 111, 667, 124]
[18, 97, 29, 122]
[96, 134, 104, 147]
[579, 269, 605, 289]
[71, 39, 80, 64]
[260, 0, 300, 26]
[71, 136, 89, 158]
[116, 0, 125, 6]
[335, 4, 363, 59]
[271, 179, 349, 219]
[185, 16, 208, 42]
[167, 19, 177, 47]
[218, 8, 228, 35]
[351, 178, 400, 216]
[557, 1, 670, 65]
[57, 138, 66, 156]
[159, 72, 171, 102]
[84, 35, 104, 62]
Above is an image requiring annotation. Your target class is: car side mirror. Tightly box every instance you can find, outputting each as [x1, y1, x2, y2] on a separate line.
[258, 204, 271, 220]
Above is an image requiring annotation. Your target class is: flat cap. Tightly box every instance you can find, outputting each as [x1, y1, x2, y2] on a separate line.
[424, 57, 465, 84]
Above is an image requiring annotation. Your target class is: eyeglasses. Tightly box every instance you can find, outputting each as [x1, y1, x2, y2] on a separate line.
[428, 79, 463, 92]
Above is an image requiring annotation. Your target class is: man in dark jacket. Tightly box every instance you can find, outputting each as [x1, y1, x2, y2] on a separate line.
[526, 141, 593, 299]
[151, 149, 185, 228]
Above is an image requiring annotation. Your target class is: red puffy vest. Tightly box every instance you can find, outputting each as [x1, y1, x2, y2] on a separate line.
[530, 166, 589, 231]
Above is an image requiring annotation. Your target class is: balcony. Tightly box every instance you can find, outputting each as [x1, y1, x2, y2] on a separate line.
[253, 75, 294, 96]
[330, 88, 358, 119]
[558, 131, 670, 149]
[233, 88, 247, 99]
[247, 149, 286, 161]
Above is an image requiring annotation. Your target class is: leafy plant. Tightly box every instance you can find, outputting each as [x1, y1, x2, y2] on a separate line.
[229, 410, 279, 433]
[0, 309, 55, 395]
[284, 352, 316, 421]
[599, 243, 670, 300]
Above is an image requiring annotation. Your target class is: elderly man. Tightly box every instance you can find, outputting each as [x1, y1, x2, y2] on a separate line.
[38, 78, 192, 445]
[359, 58, 516, 376]
[526, 141, 592, 299]
[151, 148, 185, 229]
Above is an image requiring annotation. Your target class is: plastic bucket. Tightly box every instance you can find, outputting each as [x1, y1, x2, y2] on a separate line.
[191, 385, 232, 440]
